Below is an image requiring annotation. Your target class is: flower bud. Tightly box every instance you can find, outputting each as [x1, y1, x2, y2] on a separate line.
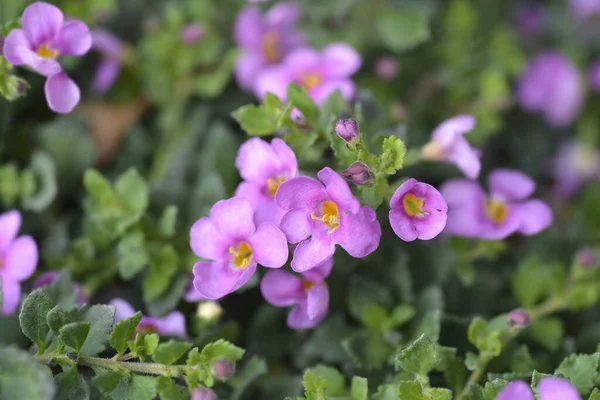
[180, 23, 204, 44]
[335, 118, 360, 142]
[508, 308, 530, 327]
[576, 248, 596, 268]
[213, 359, 236, 379]
[375, 57, 399, 81]
[342, 161, 372, 186]
[191, 388, 216, 400]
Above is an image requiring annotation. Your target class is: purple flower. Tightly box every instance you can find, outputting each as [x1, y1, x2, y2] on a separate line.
[440, 169, 552, 240]
[570, 0, 600, 20]
[335, 118, 360, 143]
[234, 138, 298, 226]
[576, 248, 596, 268]
[517, 52, 583, 127]
[180, 23, 204, 44]
[0, 211, 38, 315]
[110, 298, 187, 338]
[33, 271, 86, 307]
[389, 179, 448, 242]
[496, 378, 581, 400]
[90, 29, 122, 94]
[190, 197, 289, 299]
[255, 43, 361, 105]
[375, 57, 399, 81]
[234, 2, 305, 91]
[261, 256, 332, 329]
[516, 5, 546, 38]
[275, 167, 381, 272]
[3, 2, 92, 113]
[552, 140, 600, 198]
[590, 60, 600, 92]
[420, 115, 481, 179]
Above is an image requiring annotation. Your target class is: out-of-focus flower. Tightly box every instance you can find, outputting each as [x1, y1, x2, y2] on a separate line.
[276, 167, 381, 272]
[335, 118, 360, 143]
[234, 2, 304, 91]
[516, 4, 545, 38]
[110, 298, 187, 337]
[190, 197, 288, 299]
[33, 271, 86, 307]
[261, 256, 332, 329]
[90, 29, 122, 94]
[517, 52, 583, 127]
[590, 60, 600, 92]
[0, 210, 38, 315]
[375, 56, 399, 81]
[496, 378, 581, 400]
[576, 248, 597, 268]
[508, 308, 530, 327]
[180, 23, 204, 44]
[235, 138, 298, 226]
[191, 388, 216, 400]
[420, 115, 481, 179]
[255, 43, 361, 105]
[552, 140, 600, 198]
[570, 0, 600, 20]
[389, 179, 448, 242]
[213, 359, 236, 379]
[342, 161, 372, 186]
[440, 169, 552, 240]
[3, 2, 92, 113]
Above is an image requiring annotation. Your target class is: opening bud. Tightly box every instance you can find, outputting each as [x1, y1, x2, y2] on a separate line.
[508, 308, 530, 328]
[342, 161, 372, 186]
[213, 359, 236, 379]
[335, 118, 360, 143]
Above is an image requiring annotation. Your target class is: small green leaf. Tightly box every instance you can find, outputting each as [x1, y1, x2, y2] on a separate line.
[125, 375, 157, 400]
[144, 334, 160, 356]
[481, 379, 509, 400]
[311, 365, 346, 396]
[379, 136, 406, 174]
[376, 8, 430, 53]
[21, 152, 58, 212]
[390, 304, 416, 328]
[342, 331, 394, 369]
[71, 304, 116, 356]
[156, 376, 185, 400]
[589, 388, 600, 400]
[92, 370, 124, 398]
[158, 206, 178, 238]
[59, 322, 91, 353]
[527, 318, 564, 352]
[83, 169, 113, 200]
[198, 339, 245, 364]
[19, 289, 55, 354]
[229, 357, 268, 400]
[115, 168, 149, 216]
[302, 370, 327, 400]
[555, 353, 600, 396]
[287, 83, 317, 119]
[117, 232, 149, 280]
[350, 376, 368, 400]
[0, 346, 56, 400]
[397, 380, 426, 400]
[43, 271, 79, 310]
[232, 104, 280, 136]
[55, 367, 90, 400]
[396, 335, 439, 375]
[143, 244, 179, 302]
[47, 306, 71, 336]
[109, 311, 142, 357]
[427, 387, 452, 400]
[153, 340, 193, 365]
[513, 257, 566, 307]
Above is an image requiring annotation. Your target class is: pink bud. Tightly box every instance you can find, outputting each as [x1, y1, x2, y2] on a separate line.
[576, 248, 596, 268]
[213, 359, 235, 379]
[180, 23, 204, 44]
[342, 161, 372, 186]
[508, 308, 530, 327]
[335, 119, 359, 142]
[191, 388, 216, 400]
[375, 57, 399, 81]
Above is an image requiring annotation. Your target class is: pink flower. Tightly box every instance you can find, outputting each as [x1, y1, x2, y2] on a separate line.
[570, 0, 600, 20]
[190, 197, 289, 299]
[110, 298, 186, 338]
[496, 378, 581, 400]
[191, 388, 216, 400]
[375, 57, 399, 81]
[440, 169, 552, 240]
[0, 211, 38, 315]
[389, 179, 448, 242]
[3, 2, 92, 113]
[33, 271, 86, 307]
[420, 115, 481, 179]
[90, 29, 122, 94]
[180, 23, 204, 44]
[276, 167, 381, 272]
[261, 257, 332, 329]
[255, 44, 361, 105]
[234, 138, 298, 226]
[552, 140, 600, 198]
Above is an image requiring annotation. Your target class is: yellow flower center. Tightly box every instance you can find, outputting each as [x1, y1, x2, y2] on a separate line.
[420, 141, 444, 160]
[267, 177, 287, 197]
[486, 199, 508, 225]
[302, 280, 315, 290]
[229, 241, 253, 268]
[300, 72, 322, 91]
[311, 200, 340, 231]
[36, 44, 59, 59]
[403, 193, 428, 217]
[261, 31, 280, 63]
[135, 324, 156, 334]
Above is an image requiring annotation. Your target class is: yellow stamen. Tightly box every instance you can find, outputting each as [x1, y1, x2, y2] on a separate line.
[420, 141, 444, 160]
[261, 31, 280, 63]
[403, 193, 428, 217]
[486, 199, 508, 225]
[229, 241, 253, 268]
[267, 177, 287, 197]
[311, 200, 340, 231]
[302, 280, 315, 290]
[300, 72, 322, 90]
[36, 44, 59, 59]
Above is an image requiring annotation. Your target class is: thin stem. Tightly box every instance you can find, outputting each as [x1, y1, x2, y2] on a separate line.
[78, 355, 176, 377]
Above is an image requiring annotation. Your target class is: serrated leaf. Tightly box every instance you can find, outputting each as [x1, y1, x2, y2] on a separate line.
[481, 379, 509, 400]
[379, 136, 406, 174]
[232, 104, 280, 136]
[153, 340, 193, 365]
[311, 365, 346, 396]
[117, 232, 149, 280]
[92, 370, 124, 398]
[59, 322, 91, 353]
[198, 339, 245, 364]
[73, 304, 116, 356]
[0, 346, 55, 400]
[55, 367, 90, 400]
[427, 387, 452, 400]
[115, 168, 149, 216]
[343, 331, 394, 370]
[19, 289, 54, 353]
[397, 380, 426, 400]
[372, 384, 398, 400]
[303, 370, 327, 400]
[144, 334, 160, 356]
[555, 353, 600, 396]
[47, 306, 71, 336]
[125, 375, 157, 400]
[43, 271, 79, 310]
[589, 388, 600, 400]
[287, 83, 317, 120]
[156, 376, 185, 400]
[351, 376, 368, 400]
[109, 311, 142, 357]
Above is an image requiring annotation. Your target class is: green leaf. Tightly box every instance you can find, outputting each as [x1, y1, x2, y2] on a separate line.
[302, 370, 327, 400]
[527, 318, 564, 352]
[198, 339, 245, 364]
[55, 367, 90, 400]
[427, 388, 453, 400]
[158, 206, 178, 238]
[117, 232, 149, 280]
[376, 8, 430, 52]
[109, 311, 142, 357]
[72, 304, 116, 356]
[513, 257, 566, 307]
[232, 104, 280, 136]
[47, 306, 71, 336]
[92, 370, 125, 398]
[59, 322, 91, 353]
[350, 376, 368, 400]
[311, 365, 346, 396]
[125, 375, 157, 400]
[156, 376, 185, 400]
[143, 244, 179, 302]
[330, 131, 358, 167]
[372, 384, 398, 400]
[589, 388, 600, 400]
[21, 152, 58, 212]
[389, 304, 416, 328]
[43, 271, 79, 309]
[444, 358, 467, 392]
[0, 346, 55, 400]
[481, 379, 509, 400]
[229, 356, 268, 400]
[83, 169, 114, 200]
[153, 340, 193, 365]
[555, 353, 600, 396]
[379, 136, 406, 174]
[342, 331, 394, 369]
[19, 289, 54, 353]
[396, 335, 439, 375]
[397, 380, 426, 400]
[115, 168, 149, 216]
[287, 83, 317, 119]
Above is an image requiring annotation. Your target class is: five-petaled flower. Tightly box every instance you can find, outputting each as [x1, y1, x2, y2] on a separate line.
[235, 138, 298, 226]
[110, 298, 187, 338]
[389, 179, 448, 242]
[496, 377, 581, 400]
[261, 256, 332, 329]
[276, 167, 381, 272]
[440, 169, 552, 240]
[190, 197, 289, 299]
[3, 2, 92, 113]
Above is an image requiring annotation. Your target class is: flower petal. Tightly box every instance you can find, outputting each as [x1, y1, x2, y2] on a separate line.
[235, 51, 266, 92]
[291, 235, 336, 272]
[515, 199, 552, 235]
[271, 138, 298, 177]
[109, 298, 136, 322]
[283, 47, 321, 71]
[302, 256, 334, 283]
[264, 2, 302, 27]
[235, 137, 278, 183]
[322, 43, 361, 78]
[389, 209, 418, 241]
[52, 20, 91, 56]
[250, 222, 289, 268]
[45, 72, 80, 114]
[154, 312, 187, 338]
[496, 381, 534, 400]
[33, 271, 60, 288]
[280, 209, 314, 243]
[317, 167, 360, 213]
[2, 29, 33, 66]
[310, 79, 355, 105]
[190, 218, 231, 261]
[445, 136, 481, 179]
[91, 29, 122, 57]
[334, 206, 381, 257]
[193, 260, 256, 300]
[1, 279, 21, 316]
[432, 115, 476, 147]
[210, 197, 256, 240]
[389, 179, 418, 209]
[22, 2, 63, 46]
[439, 179, 485, 238]
[306, 282, 329, 322]
[260, 270, 303, 306]
[275, 176, 328, 211]
[3, 236, 38, 282]
[92, 59, 121, 94]
[287, 301, 320, 329]
[254, 65, 292, 100]
[538, 377, 581, 400]
[0, 210, 21, 252]
[234, 6, 263, 48]
[488, 169, 536, 200]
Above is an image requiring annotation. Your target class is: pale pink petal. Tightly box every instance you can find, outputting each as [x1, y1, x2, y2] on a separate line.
[235, 51, 266, 91]
[432, 115, 476, 147]
[44, 73, 80, 114]
[515, 200, 552, 235]
[1, 279, 21, 315]
[310, 79, 355, 105]
[235, 138, 278, 183]
[317, 167, 360, 213]
[271, 138, 298, 177]
[489, 169, 535, 200]
[291, 235, 336, 272]
[280, 209, 314, 243]
[193, 261, 256, 300]
[190, 218, 232, 261]
[255, 66, 292, 100]
[306, 283, 329, 321]
[22, 2, 63, 45]
[302, 256, 334, 282]
[250, 222, 288, 268]
[322, 43, 361, 78]
[209, 198, 256, 240]
[538, 377, 581, 400]
[0, 211, 21, 252]
[287, 301, 321, 329]
[3, 236, 37, 282]
[496, 381, 533, 400]
[109, 298, 136, 321]
[334, 206, 381, 257]
[154, 312, 187, 338]
[52, 20, 92, 56]
[275, 177, 328, 211]
[260, 270, 303, 306]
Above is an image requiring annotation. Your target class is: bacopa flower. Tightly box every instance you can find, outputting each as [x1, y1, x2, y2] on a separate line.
[517, 52, 583, 127]
[234, 2, 304, 91]
[440, 169, 552, 240]
[496, 378, 581, 400]
[33, 271, 86, 307]
[110, 298, 186, 338]
[570, 0, 600, 20]
[389, 179, 448, 242]
[255, 44, 361, 105]
[0, 210, 38, 315]
[261, 256, 332, 329]
[90, 29, 122, 94]
[276, 167, 381, 272]
[235, 138, 298, 226]
[420, 115, 481, 179]
[3, 2, 92, 113]
[552, 140, 600, 198]
[190, 197, 288, 299]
